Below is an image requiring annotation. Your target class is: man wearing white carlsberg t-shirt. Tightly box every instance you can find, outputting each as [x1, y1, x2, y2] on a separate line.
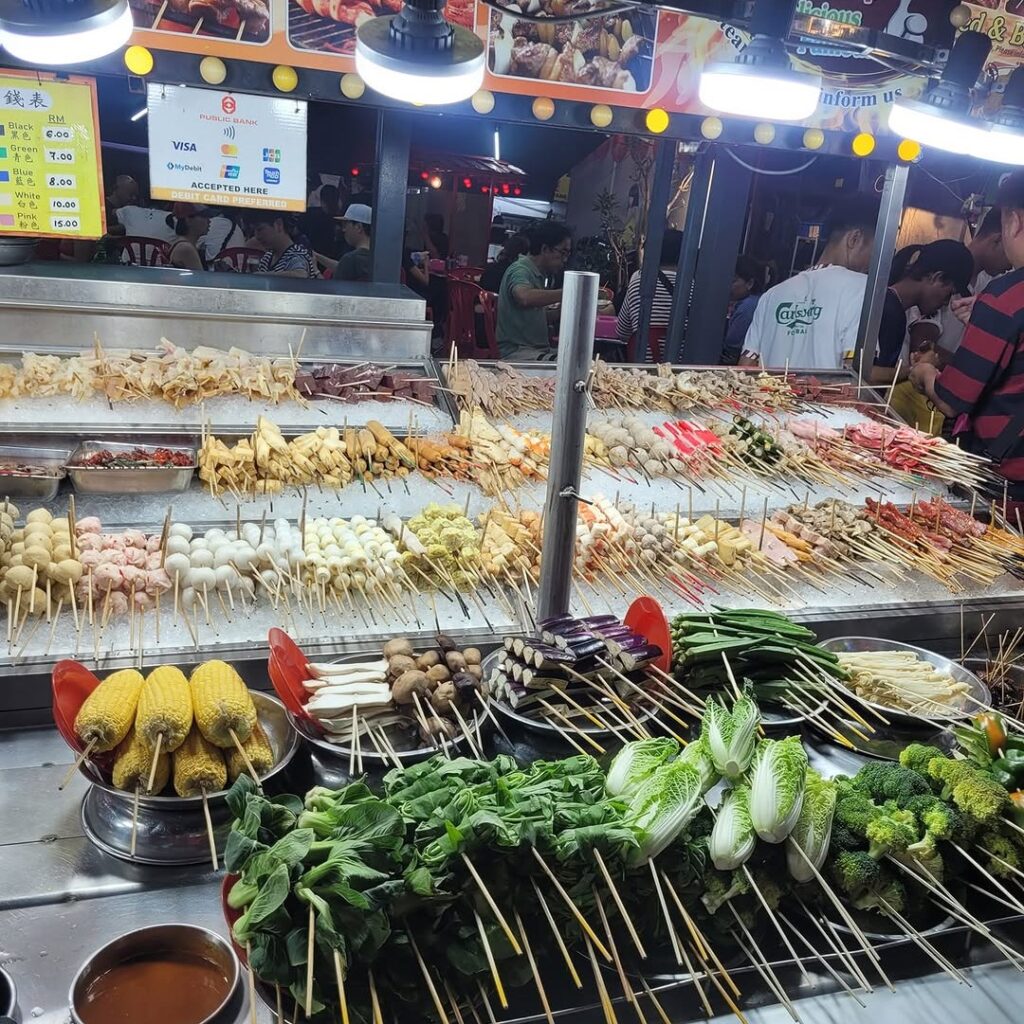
[739, 198, 878, 370]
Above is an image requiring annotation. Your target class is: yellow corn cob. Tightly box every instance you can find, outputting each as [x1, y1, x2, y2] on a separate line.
[135, 665, 193, 754]
[74, 668, 146, 752]
[226, 720, 275, 783]
[112, 727, 170, 794]
[189, 659, 257, 748]
[173, 726, 227, 797]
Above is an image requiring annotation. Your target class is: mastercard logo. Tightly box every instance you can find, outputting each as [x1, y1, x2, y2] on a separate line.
[221, 144, 238, 156]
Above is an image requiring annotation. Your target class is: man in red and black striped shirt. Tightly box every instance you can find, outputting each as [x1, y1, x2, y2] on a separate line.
[911, 172, 1024, 516]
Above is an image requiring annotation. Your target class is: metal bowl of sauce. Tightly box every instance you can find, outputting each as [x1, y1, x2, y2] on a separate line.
[69, 924, 239, 1024]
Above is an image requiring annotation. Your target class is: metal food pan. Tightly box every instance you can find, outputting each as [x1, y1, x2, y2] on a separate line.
[68, 440, 196, 495]
[0, 444, 69, 501]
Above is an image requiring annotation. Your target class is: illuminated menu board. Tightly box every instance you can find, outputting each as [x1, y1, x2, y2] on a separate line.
[0, 70, 105, 239]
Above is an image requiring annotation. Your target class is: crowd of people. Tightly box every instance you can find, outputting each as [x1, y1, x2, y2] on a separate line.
[86, 174, 377, 282]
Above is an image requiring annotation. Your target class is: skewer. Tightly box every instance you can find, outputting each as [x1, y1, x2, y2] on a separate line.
[778, 910, 865, 1005]
[473, 909, 507, 1008]
[593, 847, 646, 959]
[514, 910, 553, 1024]
[146, 731, 164, 794]
[201, 789, 218, 870]
[647, 859, 682, 965]
[408, 931, 450, 1024]
[592, 884, 633, 1006]
[530, 846, 611, 960]
[304, 902, 316, 1018]
[130, 784, 140, 859]
[584, 935, 617, 1024]
[530, 878, 582, 988]
[236, 943, 258, 1024]
[332, 948, 350, 1024]
[728, 910, 799, 1022]
[59, 737, 97, 790]
[461, 853, 522, 955]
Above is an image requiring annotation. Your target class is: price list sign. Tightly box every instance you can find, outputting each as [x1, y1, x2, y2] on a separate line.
[0, 71, 104, 239]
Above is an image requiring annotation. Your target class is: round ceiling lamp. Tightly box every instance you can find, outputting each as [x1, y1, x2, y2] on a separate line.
[0, 0, 134, 65]
[889, 31, 992, 157]
[356, 0, 484, 106]
[699, 0, 820, 121]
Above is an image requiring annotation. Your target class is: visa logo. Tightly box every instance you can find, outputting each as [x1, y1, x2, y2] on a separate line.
[221, 144, 238, 156]
[220, 164, 240, 179]
[172, 140, 197, 151]
[263, 167, 281, 185]
[262, 148, 281, 163]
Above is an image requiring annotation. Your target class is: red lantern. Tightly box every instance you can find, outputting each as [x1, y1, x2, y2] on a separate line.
[420, 170, 429, 180]
[501, 183, 510, 194]
[480, 186, 488, 193]
[463, 177, 472, 188]
[350, 167, 359, 176]
[513, 186, 522, 196]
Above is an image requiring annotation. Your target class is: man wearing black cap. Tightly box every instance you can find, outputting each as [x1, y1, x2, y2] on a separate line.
[911, 170, 1024, 520]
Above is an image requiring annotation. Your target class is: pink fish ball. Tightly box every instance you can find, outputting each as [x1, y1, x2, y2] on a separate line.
[123, 547, 148, 568]
[75, 517, 102, 535]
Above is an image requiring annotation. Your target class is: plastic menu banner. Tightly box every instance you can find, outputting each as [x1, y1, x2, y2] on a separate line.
[127, 0, 988, 133]
[0, 70, 104, 240]
[147, 83, 308, 212]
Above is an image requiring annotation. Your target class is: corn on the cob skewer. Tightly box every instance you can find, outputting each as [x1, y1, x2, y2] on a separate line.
[226, 719, 274, 783]
[173, 725, 227, 797]
[136, 665, 193, 753]
[189, 659, 257, 748]
[74, 668, 146, 752]
[112, 727, 171, 794]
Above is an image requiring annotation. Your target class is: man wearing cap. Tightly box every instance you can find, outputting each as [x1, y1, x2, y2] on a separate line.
[334, 203, 373, 283]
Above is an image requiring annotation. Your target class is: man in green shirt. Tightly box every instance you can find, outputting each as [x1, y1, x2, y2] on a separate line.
[497, 221, 571, 359]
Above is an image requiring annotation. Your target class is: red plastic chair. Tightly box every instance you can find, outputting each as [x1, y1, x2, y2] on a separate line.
[478, 290, 500, 359]
[626, 326, 667, 363]
[447, 278, 483, 356]
[448, 266, 483, 284]
[213, 246, 265, 273]
[117, 236, 169, 267]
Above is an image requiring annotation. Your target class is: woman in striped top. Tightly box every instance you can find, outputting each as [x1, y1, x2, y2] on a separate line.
[616, 230, 682, 359]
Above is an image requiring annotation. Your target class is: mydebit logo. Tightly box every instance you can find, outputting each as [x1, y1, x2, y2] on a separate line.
[775, 301, 823, 335]
[220, 165, 240, 179]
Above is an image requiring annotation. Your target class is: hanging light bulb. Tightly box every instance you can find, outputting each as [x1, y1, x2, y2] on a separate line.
[699, 0, 820, 121]
[985, 66, 1024, 166]
[889, 31, 992, 157]
[0, 0, 133, 65]
[356, 0, 483, 106]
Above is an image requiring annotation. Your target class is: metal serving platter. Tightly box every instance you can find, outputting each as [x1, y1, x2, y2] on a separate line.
[68, 440, 196, 495]
[79, 692, 299, 865]
[819, 636, 991, 725]
[0, 444, 69, 501]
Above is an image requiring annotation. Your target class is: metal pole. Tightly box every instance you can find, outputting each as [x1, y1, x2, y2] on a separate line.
[854, 162, 908, 382]
[371, 109, 412, 284]
[680, 147, 752, 364]
[635, 139, 677, 363]
[536, 271, 599, 620]
[666, 148, 714, 363]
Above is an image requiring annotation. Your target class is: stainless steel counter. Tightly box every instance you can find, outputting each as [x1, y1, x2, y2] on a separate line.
[0, 263, 431, 358]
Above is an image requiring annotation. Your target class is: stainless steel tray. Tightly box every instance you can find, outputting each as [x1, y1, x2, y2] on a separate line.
[0, 444, 69, 501]
[68, 441, 196, 495]
[819, 636, 991, 724]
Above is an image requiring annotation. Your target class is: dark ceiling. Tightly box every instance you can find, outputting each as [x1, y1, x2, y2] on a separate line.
[94, 75, 605, 201]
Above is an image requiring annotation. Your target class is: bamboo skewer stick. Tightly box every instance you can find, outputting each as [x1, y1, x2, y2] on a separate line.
[461, 853, 522, 956]
[530, 847, 611, 960]
[514, 910, 553, 1024]
[408, 932, 451, 1024]
[530, 878, 582, 988]
[474, 909, 507, 1008]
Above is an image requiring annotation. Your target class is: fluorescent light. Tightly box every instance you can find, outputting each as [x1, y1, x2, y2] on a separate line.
[493, 128, 500, 162]
[355, 2, 484, 106]
[130, 106, 148, 122]
[699, 63, 821, 121]
[889, 99, 990, 155]
[0, 2, 133, 65]
[985, 124, 1024, 165]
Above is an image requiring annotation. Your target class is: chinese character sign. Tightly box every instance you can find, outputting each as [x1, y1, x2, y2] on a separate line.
[147, 84, 307, 213]
[0, 71, 105, 239]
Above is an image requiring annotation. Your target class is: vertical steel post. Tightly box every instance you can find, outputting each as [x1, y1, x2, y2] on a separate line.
[666, 148, 715, 363]
[371, 109, 412, 284]
[680, 149, 753, 364]
[854, 162, 908, 381]
[635, 139, 677, 363]
[536, 271, 599, 620]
